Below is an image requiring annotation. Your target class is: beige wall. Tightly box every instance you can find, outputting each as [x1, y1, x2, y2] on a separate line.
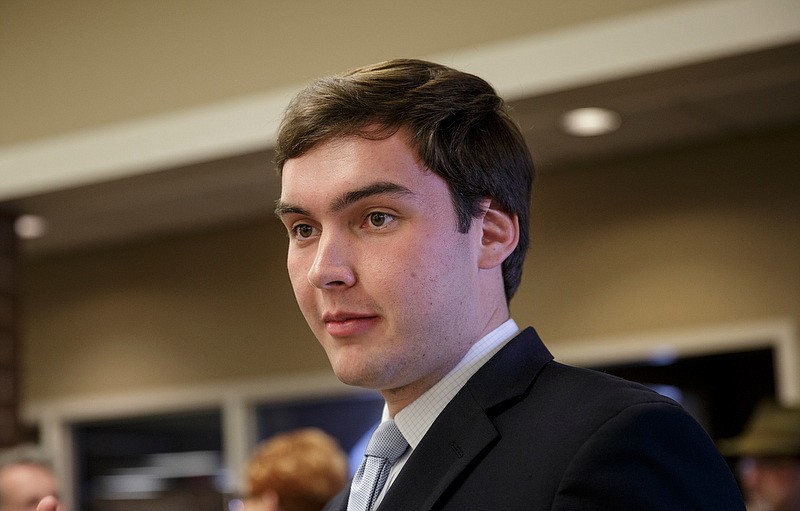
[20, 124, 800, 403]
[518, 125, 800, 340]
[0, 0, 693, 145]
[20, 220, 327, 400]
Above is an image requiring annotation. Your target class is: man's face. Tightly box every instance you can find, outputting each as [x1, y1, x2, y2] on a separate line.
[278, 132, 490, 407]
[739, 456, 800, 511]
[0, 464, 58, 511]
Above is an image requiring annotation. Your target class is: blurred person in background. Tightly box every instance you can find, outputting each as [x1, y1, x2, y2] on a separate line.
[720, 400, 800, 511]
[0, 444, 63, 511]
[241, 428, 348, 511]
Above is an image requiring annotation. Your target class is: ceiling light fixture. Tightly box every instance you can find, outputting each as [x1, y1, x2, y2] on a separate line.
[14, 214, 49, 240]
[560, 107, 622, 137]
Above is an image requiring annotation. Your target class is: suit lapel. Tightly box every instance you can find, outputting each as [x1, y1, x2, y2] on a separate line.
[378, 389, 498, 511]
[377, 328, 553, 511]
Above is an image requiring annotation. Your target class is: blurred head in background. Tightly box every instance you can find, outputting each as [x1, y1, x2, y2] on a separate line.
[0, 444, 62, 511]
[243, 428, 348, 511]
[720, 400, 800, 511]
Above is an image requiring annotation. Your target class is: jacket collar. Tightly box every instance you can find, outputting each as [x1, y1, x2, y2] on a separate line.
[376, 327, 553, 511]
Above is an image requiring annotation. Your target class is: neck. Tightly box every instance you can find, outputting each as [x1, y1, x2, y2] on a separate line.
[381, 309, 512, 417]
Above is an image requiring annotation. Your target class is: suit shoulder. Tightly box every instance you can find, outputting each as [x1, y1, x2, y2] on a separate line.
[532, 360, 683, 418]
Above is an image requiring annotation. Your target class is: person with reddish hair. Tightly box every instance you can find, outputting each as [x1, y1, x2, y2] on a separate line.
[242, 428, 348, 511]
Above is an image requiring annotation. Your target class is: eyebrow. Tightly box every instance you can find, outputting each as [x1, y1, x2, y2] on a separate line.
[275, 181, 415, 218]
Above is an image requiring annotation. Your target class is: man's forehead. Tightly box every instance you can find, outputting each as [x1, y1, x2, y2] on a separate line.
[278, 133, 429, 199]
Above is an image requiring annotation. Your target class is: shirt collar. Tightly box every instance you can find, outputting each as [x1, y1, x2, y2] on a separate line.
[385, 318, 519, 448]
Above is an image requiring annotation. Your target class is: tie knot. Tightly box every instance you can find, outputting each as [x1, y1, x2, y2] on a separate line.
[365, 420, 408, 462]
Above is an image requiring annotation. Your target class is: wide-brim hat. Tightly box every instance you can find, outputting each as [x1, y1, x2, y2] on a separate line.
[718, 400, 800, 457]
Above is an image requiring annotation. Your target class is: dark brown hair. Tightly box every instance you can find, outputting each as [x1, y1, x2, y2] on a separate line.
[275, 59, 534, 299]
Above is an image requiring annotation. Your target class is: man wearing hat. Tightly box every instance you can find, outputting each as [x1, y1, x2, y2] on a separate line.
[720, 400, 800, 511]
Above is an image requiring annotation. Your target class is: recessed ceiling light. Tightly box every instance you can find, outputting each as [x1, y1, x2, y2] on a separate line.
[560, 107, 622, 137]
[14, 214, 48, 240]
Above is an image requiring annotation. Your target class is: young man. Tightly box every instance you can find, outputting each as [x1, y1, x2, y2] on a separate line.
[273, 59, 745, 510]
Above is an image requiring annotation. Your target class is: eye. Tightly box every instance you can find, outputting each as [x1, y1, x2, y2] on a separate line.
[366, 211, 395, 229]
[290, 223, 318, 240]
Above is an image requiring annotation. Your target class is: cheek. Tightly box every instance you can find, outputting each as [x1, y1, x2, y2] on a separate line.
[286, 252, 311, 298]
[389, 242, 468, 308]
[416, 235, 474, 281]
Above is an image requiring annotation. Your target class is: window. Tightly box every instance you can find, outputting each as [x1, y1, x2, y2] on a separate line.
[72, 409, 224, 511]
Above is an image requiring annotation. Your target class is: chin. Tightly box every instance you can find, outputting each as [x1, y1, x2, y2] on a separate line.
[332, 367, 374, 388]
[330, 361, 382, 390]
[326, 342, 393, 387]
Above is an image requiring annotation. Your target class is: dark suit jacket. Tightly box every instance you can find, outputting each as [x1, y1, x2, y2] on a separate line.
[325, 327, 745, 510]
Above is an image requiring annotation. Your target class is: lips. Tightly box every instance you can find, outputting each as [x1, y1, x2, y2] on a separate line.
[322, 311, 379, 337]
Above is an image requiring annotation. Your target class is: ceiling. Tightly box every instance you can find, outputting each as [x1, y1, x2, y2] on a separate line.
[3, 42, 799, 258]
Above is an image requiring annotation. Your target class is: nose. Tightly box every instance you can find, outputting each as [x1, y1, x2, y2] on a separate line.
[307, 231, 356, 289]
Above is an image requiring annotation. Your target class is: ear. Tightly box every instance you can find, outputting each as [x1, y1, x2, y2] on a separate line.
[477, 198, 519, 270]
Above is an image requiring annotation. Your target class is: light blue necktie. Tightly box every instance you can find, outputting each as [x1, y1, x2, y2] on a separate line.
[348, 420, 409, 511]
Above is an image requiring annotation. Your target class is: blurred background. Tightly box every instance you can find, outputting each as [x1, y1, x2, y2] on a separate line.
[0, 0, 799, 509]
